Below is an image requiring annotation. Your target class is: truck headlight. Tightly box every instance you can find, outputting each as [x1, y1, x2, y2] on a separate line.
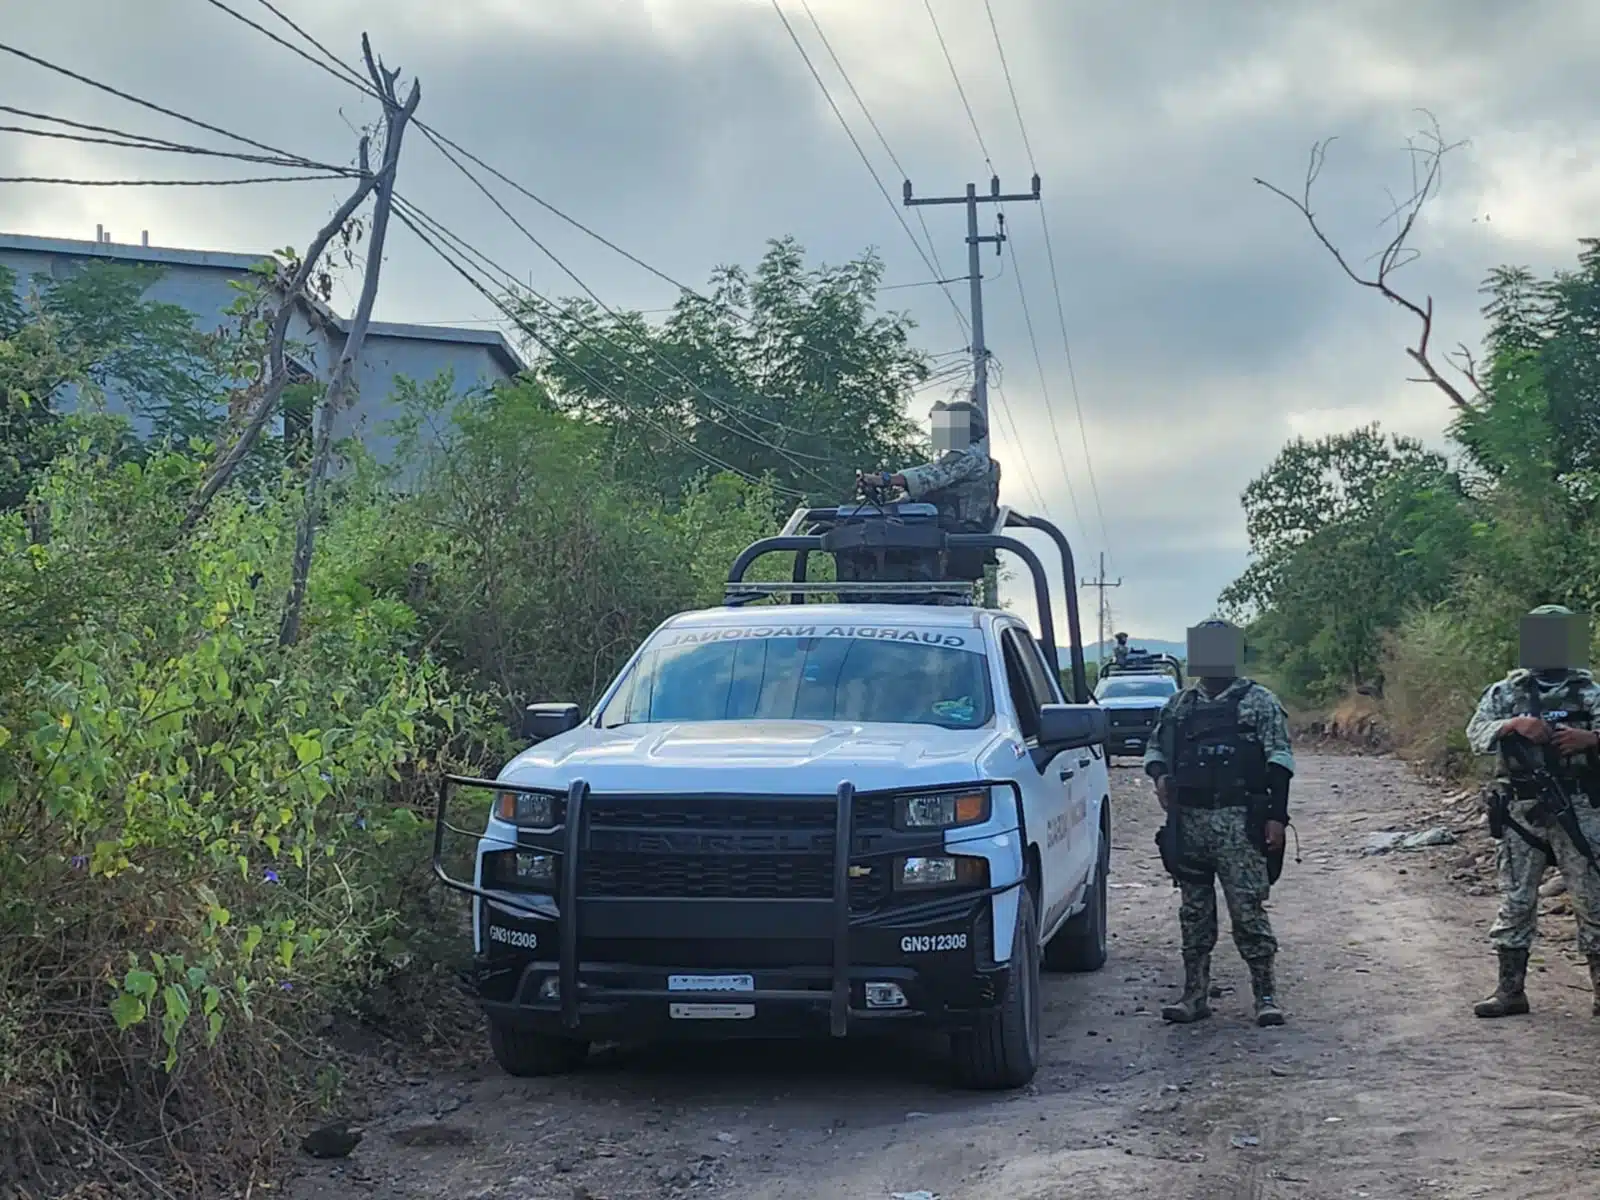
[895, 855, 989, 891]
[484, 849, 557, 890]
[896, 788, 990, 830]
[495, 788, 559, 828]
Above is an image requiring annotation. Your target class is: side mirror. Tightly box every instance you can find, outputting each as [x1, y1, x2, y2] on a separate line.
[1037, 703, 1108, 751]
[521, 702, 582, 743]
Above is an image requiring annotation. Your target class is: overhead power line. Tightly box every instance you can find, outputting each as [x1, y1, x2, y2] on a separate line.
[768, 0, 972, 340]
[0, 172, 348, 187]
[210, 0, 938, 384]
[391, 202, 808, 499]
[1006, 234, 1087, 539]
[982, 0, 1111, 557]
[389, 193, 839, 490]
[0, 39, 333, 170]
[923, 0, 994, 173]
[795, 0, 964, 329]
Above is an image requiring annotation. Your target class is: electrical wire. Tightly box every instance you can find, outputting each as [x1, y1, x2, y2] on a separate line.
[219, 0, 932, 382]
[1005, 234, 1087, 539]
[768, 0, 971, 341]
[390, 194, 841, 490]
[407, 125, 838, 468]
[0, 115, 356, 172]
[0, 172, 348, 187]
[983, 0, 1111, 557]
[922, 0, 994, 174]
[0, 39, 335, 170]
[392, 203, 808, 499]
[795, 0, 966, 335]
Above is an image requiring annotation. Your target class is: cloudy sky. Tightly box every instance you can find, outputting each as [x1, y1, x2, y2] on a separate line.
[4, 0, 1597, 642]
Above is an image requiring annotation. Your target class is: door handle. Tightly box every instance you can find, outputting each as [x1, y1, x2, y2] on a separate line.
[1078, 756, 1091, 767]
[1059, 768, 1074, 780]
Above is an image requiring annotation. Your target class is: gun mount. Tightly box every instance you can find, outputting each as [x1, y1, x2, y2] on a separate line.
[1102, 651, 1184, 687]
[724, 500, 1090, 703]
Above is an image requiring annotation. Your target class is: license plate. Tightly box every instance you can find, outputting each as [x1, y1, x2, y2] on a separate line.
[668, 974, 754, 992]
[667, 974, 754, 1019]
[669, 1003, 755, 1019]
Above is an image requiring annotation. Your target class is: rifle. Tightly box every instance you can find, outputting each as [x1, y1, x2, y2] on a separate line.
[1499, 732, 1597, 868]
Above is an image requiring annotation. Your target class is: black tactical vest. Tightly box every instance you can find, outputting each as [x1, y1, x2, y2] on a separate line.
[1510, 674, 1595, 786]
[1170, 686, 1268, 799]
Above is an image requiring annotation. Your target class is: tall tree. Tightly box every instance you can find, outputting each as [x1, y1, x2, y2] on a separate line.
[515, 237, 931, 502]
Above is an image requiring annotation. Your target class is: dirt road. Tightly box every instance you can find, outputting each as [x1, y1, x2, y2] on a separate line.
[292, 754, 1600, 1200]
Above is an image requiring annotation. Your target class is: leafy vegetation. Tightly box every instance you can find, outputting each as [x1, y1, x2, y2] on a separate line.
[1226, 238, 1600, 772]
[0, 237, 922, 1194]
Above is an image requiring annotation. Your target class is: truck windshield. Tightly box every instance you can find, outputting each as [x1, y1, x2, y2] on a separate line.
[599, 633, 994, 730]
[1096, 676, 1177, 699]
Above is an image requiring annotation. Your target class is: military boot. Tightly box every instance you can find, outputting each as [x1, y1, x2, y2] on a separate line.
[1161, 953, 1212, 1024]
[1473, 948, 1530, 1018]
[1588, 955, 1600, 1016]
[1249, 958, 1285, 1027]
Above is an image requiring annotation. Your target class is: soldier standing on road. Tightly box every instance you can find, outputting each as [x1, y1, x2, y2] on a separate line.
[1466, 603, 1600, 1019]
[1143, 619, 1294, 1027]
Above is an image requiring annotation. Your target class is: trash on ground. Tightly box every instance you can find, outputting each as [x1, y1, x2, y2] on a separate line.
[1400, 827, 1456, 850]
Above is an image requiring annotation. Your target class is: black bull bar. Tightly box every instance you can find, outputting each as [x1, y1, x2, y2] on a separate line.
[432, 775, 1025, 1037]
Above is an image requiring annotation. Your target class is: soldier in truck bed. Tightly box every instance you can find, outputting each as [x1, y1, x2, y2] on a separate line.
[860, 398, 1000, 537]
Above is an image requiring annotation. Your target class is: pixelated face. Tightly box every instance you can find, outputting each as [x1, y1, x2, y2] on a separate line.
[931, 407, 971, 455]
[1187, 623, 1243, 678]
[1520, 612, 1589, 671]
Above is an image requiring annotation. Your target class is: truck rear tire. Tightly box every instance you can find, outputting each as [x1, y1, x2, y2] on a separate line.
[950, 888, 1041, 1090]
[1044, 819, 1109, 973]
[488, 1021, 589, 1077]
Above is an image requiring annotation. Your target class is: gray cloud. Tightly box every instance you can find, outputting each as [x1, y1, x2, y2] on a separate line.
[3, 0, 1597, 641]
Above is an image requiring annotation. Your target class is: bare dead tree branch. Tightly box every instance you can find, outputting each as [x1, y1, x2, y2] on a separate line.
[1254, 111, 1482, 412]
[279, 33, 421, 646]
[182, 139, 376, 530]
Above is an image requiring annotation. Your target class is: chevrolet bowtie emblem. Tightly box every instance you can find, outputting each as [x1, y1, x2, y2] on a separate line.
[847, 865, 873, 878]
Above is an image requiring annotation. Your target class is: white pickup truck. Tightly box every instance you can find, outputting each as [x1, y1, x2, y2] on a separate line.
[434, 504, 1111, 1090]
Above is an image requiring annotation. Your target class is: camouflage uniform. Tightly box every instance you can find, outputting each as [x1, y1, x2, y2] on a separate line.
[1144, 677, 1294, 1025]
[899, 445, 1001, 532]
[1466, 667, 1600, 1016]
[885, 444, 999, 604]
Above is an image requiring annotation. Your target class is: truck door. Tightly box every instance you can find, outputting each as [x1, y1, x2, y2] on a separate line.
[998, 627, 1079, 917]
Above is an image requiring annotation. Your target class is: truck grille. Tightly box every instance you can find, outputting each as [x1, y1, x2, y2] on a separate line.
[1107, 708, 1159, 729]
[580, 795, 893, 911]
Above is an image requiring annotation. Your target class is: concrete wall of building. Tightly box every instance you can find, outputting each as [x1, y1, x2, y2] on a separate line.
[1, 235, 520, 460]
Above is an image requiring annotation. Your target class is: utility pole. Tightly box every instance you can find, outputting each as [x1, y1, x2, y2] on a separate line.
[903, 174, 1041, 453]
[1079, 551, 1122, 670]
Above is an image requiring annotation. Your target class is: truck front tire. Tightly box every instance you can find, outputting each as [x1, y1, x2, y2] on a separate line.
[950, 887, 1041, 1090]
[488, 1021, 590, 1077]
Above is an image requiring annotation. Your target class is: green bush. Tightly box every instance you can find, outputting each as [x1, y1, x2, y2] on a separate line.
[0, 235, 928, 1192]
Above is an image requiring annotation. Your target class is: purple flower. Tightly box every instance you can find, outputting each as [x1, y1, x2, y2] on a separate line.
[69, 855, 87, 870]
[280, 981, 293, 992]
[263, 869, 280, 884]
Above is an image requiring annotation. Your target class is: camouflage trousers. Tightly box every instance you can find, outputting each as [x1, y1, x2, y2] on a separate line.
[1490, 795, 1600, 957]
[1172, 804, 1278, 964]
